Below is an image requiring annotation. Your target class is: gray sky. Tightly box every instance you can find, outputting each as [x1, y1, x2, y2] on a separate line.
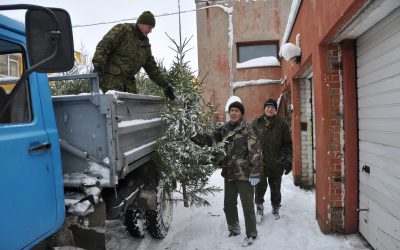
[1, 0, 198, 72]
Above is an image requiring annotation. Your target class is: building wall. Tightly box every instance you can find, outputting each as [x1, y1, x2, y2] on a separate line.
[299, 78, 314, 188]
[196, 0, 291, 122]
[281, 0, 368, 234]
[195, 0, 376, 236]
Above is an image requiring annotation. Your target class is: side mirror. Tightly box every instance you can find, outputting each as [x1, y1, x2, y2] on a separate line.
[25, 8, 74, 72]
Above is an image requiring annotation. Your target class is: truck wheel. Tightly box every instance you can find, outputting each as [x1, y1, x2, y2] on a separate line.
[124, 209, 145, 238]
[145, 181, 173, 239]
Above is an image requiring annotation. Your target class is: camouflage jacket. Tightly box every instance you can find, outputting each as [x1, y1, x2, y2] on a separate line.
[92, 23, 168, 93]
[212, 119, 263, 181]
[251, 115, 292, 177]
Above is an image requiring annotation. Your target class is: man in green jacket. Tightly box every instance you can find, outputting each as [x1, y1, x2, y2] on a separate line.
[251, 98, 292, 222]
[192, 101, 262, 247]
[92, 11, 175, 100]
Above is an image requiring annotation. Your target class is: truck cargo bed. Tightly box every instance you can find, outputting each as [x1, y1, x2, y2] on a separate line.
[50, 74, 165, 187]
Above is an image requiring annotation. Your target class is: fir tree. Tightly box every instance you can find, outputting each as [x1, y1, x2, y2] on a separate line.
[136, 59, 167, 97]
[157, 36, 225, 207]
[50, 44, 93, 96]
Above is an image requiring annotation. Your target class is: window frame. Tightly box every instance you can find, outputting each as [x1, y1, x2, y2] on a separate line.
[236, 40, 280, 64]
[0, 39, 32, 124]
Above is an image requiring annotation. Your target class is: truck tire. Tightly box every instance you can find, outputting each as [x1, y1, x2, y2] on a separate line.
[124, 209, 145, 238]
[145, 181, 173, 239]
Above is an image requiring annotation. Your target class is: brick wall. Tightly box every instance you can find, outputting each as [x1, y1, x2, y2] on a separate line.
[327, 44, 345, 233]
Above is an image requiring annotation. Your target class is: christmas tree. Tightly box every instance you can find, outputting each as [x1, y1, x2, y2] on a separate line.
[157, 36, 225, 207]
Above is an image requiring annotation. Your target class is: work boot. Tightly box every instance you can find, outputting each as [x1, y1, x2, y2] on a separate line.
[228, 231, 240, 237]
[241, 235, 256, 247]
[272, 206, 280, 220]
[228, 223, 241, 237]
[255, 203, 264, 224]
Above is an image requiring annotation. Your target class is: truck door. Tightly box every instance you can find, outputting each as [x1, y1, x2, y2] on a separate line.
[0, 35, 64, 249]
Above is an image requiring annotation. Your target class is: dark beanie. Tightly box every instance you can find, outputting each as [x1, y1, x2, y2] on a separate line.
[264, 98, 277, 110]
[229, 101, 245, 114]
[137, 11, 156, 27]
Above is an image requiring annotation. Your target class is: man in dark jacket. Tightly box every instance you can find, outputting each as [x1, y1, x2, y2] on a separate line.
[192, 101, 262, 247]
[251, 98, 292, 222]
[92, 11, 175, 100]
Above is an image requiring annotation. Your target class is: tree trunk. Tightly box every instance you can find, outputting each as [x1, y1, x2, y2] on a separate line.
[182, 183, 189, 207]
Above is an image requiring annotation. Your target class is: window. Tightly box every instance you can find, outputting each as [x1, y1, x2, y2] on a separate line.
[0, 54, 20, 77]
[237, 41, 279, 63]
[0, 39, 32, 124]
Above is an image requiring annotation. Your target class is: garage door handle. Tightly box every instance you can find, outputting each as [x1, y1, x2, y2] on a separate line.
[29, 142, 52, 153]
[362, 165, 370, 174]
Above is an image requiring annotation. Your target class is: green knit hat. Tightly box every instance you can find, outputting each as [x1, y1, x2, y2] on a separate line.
[137, 11, 155, 27]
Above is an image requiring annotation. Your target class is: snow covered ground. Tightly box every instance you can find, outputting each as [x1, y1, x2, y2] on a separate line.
[106, 171, 372, 250]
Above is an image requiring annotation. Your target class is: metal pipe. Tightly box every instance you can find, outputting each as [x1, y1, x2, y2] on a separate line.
[59, 139, 89, 159]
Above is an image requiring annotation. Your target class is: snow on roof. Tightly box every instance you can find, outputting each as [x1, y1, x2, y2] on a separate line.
[232, 79, 281, 90]
[281, 0, 302, 45]
[236, 56, 280, 69]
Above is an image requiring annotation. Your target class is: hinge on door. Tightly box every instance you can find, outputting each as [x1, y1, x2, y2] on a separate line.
[356, 208, 369, 212]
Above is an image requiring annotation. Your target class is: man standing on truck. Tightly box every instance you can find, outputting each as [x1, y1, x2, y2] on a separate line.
[92, 11, 175, 100]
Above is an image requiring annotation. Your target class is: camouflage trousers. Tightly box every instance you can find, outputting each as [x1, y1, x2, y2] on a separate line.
[224, 179, 257, 237]
[255, 176, 282, 209]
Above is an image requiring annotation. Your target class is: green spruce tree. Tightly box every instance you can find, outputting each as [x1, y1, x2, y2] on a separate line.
[50, 45, 93, 96]
[157, 36, 225, 207]
[136, 59, 166, 97]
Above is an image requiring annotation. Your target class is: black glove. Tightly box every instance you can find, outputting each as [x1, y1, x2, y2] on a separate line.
[284, 162, 292, 175]
[164, 85, 175, 101]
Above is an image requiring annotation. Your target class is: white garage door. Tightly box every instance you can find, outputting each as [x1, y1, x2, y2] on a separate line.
[357, 8, 400, 250]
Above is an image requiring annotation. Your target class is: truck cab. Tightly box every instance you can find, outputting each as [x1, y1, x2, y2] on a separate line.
[0, 8, 72, 250]
[0, 5, 73, 249]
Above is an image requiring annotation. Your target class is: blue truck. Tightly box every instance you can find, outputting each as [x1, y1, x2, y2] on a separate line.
[0, 5, 172, 249]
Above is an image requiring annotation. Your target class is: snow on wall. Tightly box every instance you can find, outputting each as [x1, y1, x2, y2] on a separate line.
[232, 79, 281, 90]
[280, 43, 301, 61]
[198, 4, 232, 14]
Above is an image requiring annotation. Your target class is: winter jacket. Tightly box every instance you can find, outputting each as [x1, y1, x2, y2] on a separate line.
[209, 119, 263, 181]
[92, 23, 168, 93]
[251, 115, 292, 177]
